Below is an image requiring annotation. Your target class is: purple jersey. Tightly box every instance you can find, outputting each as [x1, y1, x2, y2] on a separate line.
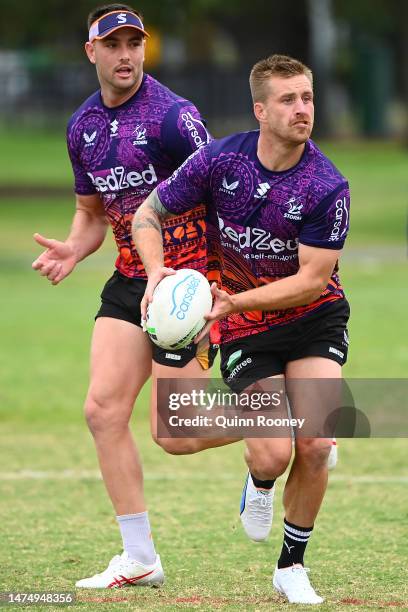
[67, 74, 211, 278]
[158, 131, 350, 343]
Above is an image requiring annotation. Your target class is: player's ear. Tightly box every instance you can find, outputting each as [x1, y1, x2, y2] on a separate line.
[85, 41, 96, 64]
[253, 101, 266, 123]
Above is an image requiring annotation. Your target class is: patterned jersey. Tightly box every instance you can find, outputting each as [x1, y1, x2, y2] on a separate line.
[67, 74, 211, 278]
[157, 131, 350, 343]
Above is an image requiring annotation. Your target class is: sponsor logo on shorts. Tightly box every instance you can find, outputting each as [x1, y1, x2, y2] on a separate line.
[226, 349, 243, 371]
[165, 353, 182, 360]
[87, 164, 157, 193]
[343, 330, 349, 346]
[329, 346, 344, 359]
[227, 357, 252, 381]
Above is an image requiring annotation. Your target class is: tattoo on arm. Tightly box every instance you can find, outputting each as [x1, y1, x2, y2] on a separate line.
[149, 190, 172, 221]
[133, 217, 162, 232]
[133, 189, 173, 233]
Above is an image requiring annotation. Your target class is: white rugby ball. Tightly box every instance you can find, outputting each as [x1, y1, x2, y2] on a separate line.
[146, 269, 212, 350]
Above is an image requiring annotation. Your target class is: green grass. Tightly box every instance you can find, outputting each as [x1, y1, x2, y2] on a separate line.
[320, 141, 408, 245]
[0, 129, 72, 187]
[1, 430, 407, 611]
[0, 139, 407, 610]
[342, 260, 408, 377]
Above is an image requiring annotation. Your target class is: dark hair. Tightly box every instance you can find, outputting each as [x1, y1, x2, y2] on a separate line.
[250, 54, 313, 103]
[87, 4, 142, 29]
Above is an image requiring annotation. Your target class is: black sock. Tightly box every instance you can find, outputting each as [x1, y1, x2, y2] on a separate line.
[250, 473, 276, 490]
[277, 518, 314, 568]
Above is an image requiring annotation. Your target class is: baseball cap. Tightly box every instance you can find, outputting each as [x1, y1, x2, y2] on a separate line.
[88, 10, 150, 42]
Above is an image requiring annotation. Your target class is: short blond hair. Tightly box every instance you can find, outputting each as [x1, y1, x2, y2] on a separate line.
[249, 54, 313, 103]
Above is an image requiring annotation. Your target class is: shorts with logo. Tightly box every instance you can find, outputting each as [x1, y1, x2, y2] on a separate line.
[220, 298, 350, 392]
[95, 270, 218, 370]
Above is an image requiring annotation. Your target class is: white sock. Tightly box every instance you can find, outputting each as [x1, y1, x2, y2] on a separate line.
[116, 511, 156, 565]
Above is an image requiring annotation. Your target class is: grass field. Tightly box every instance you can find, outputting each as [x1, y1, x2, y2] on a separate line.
[0, 132, 407, 610]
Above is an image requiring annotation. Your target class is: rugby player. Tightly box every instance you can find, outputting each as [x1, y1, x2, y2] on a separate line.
[133, 54, 350, 604]
[31, 3, 227, 589]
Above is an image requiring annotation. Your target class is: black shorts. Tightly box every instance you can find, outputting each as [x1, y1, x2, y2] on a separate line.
[220, 299, 350, 392]
[95, 271, 217, 370]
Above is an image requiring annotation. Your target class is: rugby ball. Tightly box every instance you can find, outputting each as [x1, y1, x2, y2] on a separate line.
[146, 269, 212, 350]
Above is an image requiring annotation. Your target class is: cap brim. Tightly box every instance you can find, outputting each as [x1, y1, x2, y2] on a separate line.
[93, 24, 150, 40]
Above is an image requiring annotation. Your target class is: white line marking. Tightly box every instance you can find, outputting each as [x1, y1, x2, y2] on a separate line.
[0, 471, 407, 483]
[329, 475, 408, 483]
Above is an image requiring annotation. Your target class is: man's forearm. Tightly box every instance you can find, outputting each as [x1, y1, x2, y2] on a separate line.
[132, 188, 171, 275]
[66, 208, 108, 263]
[230, 272, 325, 313]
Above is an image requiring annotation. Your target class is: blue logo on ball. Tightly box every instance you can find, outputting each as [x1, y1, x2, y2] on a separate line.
[170, 274, 201, 320]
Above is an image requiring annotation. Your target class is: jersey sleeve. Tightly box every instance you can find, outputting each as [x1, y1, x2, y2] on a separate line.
[157, 144, 212, 215]
[66, 123, 97, 196]
[299, 182, 350, 249]
[161, 101, 212, 166]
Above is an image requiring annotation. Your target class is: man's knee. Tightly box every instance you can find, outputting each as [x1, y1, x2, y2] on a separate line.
[295, 438, 332, 468]
[248, 446, 292, 480]
[152, 433, 200, 456]
[84, 392, 131, 435]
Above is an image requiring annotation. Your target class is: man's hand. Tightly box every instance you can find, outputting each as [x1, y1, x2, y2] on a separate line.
[194, 283, 234, 343]
[32, 233, 77, 285]
[141, 266, 176, 322]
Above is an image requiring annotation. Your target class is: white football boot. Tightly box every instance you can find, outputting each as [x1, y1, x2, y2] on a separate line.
[240, 473, 274, 541]
[327, 438, 338, 471]
[75, 551, 164, 589]
[273, 565, 323, 604]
